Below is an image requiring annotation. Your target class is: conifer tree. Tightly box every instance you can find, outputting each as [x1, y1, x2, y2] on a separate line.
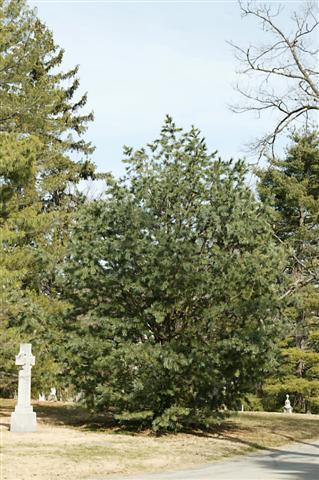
[63, 118, 284, 431]
[257, 131, 319, 412]
[0, 0, 95, 395]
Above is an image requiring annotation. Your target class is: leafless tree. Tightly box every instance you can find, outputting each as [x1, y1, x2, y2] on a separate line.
[230, 1, 319, 157]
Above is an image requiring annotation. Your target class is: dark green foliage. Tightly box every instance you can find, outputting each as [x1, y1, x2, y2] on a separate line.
[0, 0, 95, 395]
[257, 131, 319, 413]
[63, 118, 284, 431]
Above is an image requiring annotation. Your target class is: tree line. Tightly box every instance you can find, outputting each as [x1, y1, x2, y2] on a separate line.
[0, 0, 318, 430]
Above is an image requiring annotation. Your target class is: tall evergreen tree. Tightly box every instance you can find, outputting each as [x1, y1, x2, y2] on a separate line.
[0, 0, 95, 396]
[257, 131, 319, 412]
[63, 118, 285, 431]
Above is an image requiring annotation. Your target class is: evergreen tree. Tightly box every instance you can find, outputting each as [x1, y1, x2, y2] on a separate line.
[63, 118, 284, 431]
[257, 131, 319, 412]
[0, 0, 95, 396]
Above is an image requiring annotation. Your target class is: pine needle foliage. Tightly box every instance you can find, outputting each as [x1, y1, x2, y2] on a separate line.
[63, 118, 285, 431]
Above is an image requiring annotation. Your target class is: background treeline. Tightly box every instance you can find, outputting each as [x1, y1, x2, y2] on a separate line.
[1, 0, 318, 431]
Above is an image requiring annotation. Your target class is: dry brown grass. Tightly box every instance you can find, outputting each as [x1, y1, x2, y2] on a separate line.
[1, 399, 319, 480]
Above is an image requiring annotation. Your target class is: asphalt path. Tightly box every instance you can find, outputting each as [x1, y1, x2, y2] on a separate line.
[92, 439, 319, 480]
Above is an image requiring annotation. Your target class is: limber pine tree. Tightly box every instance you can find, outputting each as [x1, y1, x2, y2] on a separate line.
[257, 131, 319, 412]
[63, 118, 285, 431]
[0, 0, 95, 396]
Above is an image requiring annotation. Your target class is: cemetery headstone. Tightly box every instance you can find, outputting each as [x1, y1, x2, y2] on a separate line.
[48, 387, 57, 401]
[283, 394, 293, 414]
[10, 343, 37, 432]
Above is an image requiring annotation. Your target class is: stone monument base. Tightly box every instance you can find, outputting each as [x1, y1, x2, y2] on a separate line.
[10, 409, 37, 432]
[284, 407, 293, 414]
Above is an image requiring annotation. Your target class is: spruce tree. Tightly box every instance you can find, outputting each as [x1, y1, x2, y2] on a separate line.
[0, 0, 95, 396]
[257, 131, 319, 412]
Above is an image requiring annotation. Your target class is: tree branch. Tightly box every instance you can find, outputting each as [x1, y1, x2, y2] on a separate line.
[231, 1, 319, 157]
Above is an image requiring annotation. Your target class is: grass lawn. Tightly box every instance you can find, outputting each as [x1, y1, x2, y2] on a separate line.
[1, 399, 319, 480]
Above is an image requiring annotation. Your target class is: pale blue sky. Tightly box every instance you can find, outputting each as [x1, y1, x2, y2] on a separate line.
[30, 1, 302, 178]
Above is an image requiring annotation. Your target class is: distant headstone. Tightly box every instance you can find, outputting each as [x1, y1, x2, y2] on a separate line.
[283, 394, 293, 414]
[38, 393, 46, 401]
[10, 343, 37, 432]
[48, 387, 57, 402]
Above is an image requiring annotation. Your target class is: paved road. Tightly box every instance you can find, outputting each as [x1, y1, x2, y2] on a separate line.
[92, 440, 319, 480]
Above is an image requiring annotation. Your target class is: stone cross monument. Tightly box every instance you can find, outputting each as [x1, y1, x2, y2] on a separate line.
[10, 343, 37, 432]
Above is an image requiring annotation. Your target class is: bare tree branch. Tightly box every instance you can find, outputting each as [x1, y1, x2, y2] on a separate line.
[230, 1, 319, 158]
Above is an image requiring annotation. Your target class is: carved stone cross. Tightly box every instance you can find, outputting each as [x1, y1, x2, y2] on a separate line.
[10, 343, 37, 432]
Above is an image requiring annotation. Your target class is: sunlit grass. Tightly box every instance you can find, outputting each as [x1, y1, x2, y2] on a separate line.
[1, 399, 319, 480]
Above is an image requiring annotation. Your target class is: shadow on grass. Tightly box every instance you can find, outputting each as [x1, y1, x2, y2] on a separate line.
[266, 433, 319, 449]
[37, 403, 117, 431]
[0, 399, 116, 431]
[213, 430, 319, 454]
[185, 413, 319, 452]
[1, 400, 244, 438]
[2, 400, 319, 446]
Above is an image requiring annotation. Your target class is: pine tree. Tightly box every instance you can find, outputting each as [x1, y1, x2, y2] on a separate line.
[63, 118, 285, 431]
[257, 131, 319, 412]
[0, 0, 95, 396]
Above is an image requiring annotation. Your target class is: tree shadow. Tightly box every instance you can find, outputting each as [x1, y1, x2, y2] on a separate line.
[0, 400, 115, 431]
[255, 450, 319, 480]
[215, 433, 319, 457]
[98, 444, 319, 480]
[180, 421, 243, 439]
[0, 403, 12, 431]
[266, 433, 319, 449]
[36, 403, 116, 430]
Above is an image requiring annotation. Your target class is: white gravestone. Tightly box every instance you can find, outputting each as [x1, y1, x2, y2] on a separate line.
[48, 387, 57, 402]
[283, 394, 293, 414]
[10, 343, 37, 432]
